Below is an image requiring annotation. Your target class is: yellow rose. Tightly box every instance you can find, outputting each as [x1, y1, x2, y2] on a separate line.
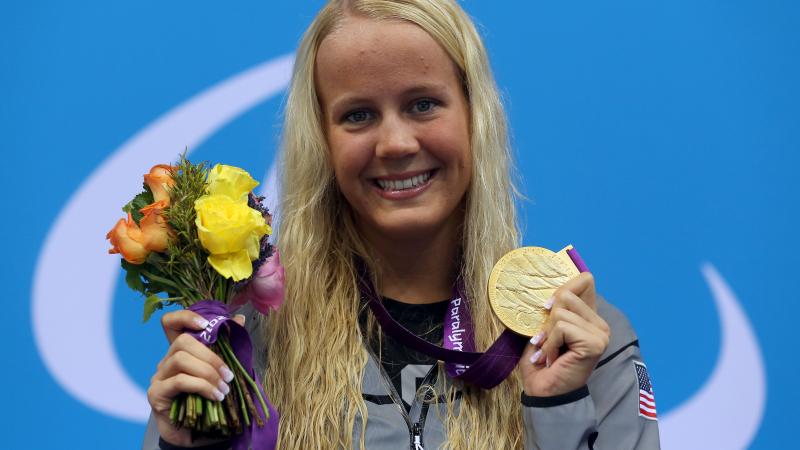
[194, 194, 271, 281]
[207, 164, 259, 203]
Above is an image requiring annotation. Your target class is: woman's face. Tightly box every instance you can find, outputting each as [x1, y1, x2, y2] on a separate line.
[316, 15, 472, 243]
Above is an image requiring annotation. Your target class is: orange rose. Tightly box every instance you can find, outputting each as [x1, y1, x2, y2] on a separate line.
[106, 212, 149, 264]
[143, 164, 175, 205]
[139, 200, 174, 252]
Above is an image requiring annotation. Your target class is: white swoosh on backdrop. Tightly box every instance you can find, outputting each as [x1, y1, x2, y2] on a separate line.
[660, 263, 766, 449]
[31, 54, 293, 422]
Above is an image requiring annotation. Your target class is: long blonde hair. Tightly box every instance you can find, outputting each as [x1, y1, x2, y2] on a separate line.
[265, 1, 522, 447]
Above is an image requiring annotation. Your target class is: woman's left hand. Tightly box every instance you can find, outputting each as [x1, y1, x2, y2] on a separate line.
[519, 272, 611, 397]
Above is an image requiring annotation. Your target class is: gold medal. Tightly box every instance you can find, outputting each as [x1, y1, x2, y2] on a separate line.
[488, 245, 581, 336]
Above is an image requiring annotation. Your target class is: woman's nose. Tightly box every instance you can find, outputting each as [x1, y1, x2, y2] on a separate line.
[375, 115, 420, 158]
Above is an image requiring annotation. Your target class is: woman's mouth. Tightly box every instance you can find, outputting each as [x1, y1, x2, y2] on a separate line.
[374, 170, 435, 191]
[371, 169, 437, 199]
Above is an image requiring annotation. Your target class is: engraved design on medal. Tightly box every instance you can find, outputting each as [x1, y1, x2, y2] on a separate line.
[488, 246, 580, 336]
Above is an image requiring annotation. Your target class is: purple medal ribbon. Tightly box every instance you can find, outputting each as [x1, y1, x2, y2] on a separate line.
[441, 282, 474, 378]
[359, 265, 526, 389]
[358, 247, 589, 389]
[186, 300, 278, 450]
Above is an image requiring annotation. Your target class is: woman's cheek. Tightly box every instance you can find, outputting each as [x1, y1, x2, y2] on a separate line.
[331, 135, 374, 180]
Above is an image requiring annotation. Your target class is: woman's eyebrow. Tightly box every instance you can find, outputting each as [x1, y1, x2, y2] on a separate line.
[329, 84, 451, 111]
[402, 83, 449, 97]
[328, 95, 371, 116]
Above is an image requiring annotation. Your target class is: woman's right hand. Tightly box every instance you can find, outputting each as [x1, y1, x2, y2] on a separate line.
[147, 310, 242, 447]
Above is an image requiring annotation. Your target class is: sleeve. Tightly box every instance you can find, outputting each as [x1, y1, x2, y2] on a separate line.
[521, 297, 661, 450]
[141, 413, 232, 450]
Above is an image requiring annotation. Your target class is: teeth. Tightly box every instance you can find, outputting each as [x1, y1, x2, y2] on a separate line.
[376, 171, 431, 191]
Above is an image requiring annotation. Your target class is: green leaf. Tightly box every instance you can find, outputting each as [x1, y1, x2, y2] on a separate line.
[143, 294, 164, 323]
[121, 260, 146, 294]
[123, 186, 155, 224]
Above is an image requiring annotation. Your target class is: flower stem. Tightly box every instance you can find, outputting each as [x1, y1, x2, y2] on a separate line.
[219, 342, 250, 428]
[218, 337, 269, 423]
[169, 397, 180, 423]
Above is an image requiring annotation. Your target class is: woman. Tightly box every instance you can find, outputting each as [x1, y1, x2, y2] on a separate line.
[145, 1, 661, 448]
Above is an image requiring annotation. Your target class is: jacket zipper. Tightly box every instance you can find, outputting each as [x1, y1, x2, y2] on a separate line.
[413, 394, 433, 450]
[412, 423, 424, 450]
[410, 365, 437, 450]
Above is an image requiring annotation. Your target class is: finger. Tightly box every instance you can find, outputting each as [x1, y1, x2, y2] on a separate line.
[537, 321, 576, 367]
[531, 308, 592, 367]
[156, 349, 231, 397]
[549, 290, 609, 334]
[529, 304, 593, 350]
[557, 272, 597, 310]
[537, 320, 601, 367]
[148, 373, 226, 411]
[545, 306, 606, 340]
[161, 310, 210, 344]
[528, 329, 545, 348]
[232, 314, 246, 327]
[524, 339, 543, 365]
[525, 329, 547, 364]
[163, 334, 234, 382]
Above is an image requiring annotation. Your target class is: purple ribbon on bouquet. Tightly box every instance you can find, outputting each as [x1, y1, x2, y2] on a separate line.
[187, 300, 278, 450]
[358, 247, 590, 389]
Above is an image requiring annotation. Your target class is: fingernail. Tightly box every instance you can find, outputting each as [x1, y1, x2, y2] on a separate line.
[194, 317, 210, 329]
[530, 349, 542, 364]
[220, 366, 234, 383]
[546, 356, 552, 368]
[529, 332, 544, 346]
[212, 388, 225, 402]
[544, 297, 555, 310]
[218, 380, 230, 396]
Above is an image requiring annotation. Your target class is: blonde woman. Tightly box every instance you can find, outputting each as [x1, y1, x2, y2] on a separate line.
[144, 1, 661, 448]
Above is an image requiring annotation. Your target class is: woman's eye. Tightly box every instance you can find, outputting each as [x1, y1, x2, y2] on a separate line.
[344, 110, 371, 123]
[411, 99, 438, 114]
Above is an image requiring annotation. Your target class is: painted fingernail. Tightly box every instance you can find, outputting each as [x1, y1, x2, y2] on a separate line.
[194, 317, 210, 329]
[529, 332, 544, 346]
[530, 349, 542, 364]
[218, 380, 230, 396]
[544, 297, 555, 310]
[220, 366, 234, 383]
[212, 388, 225, 402]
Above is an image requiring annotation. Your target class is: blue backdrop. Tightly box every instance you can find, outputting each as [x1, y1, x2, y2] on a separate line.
[3, 1, 797, 448]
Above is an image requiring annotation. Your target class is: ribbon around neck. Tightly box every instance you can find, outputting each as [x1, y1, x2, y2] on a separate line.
[186, 300, 278, 450]
[358, 247, 590, 390]
[358, 265, 527, 389]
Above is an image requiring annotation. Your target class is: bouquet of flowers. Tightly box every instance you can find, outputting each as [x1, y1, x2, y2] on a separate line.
[106, 154, 282, 447]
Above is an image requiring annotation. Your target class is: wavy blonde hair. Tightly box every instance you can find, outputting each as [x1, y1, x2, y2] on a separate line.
[264, 0, 522, 448]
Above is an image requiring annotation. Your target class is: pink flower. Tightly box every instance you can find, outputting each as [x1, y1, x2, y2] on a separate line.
[234, 250, 285, 315]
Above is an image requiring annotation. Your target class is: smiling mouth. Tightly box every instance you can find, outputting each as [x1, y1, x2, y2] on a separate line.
[373, 170, 435, 191]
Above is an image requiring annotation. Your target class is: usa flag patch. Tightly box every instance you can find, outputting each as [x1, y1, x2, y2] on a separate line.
[634, 361, 657, 420]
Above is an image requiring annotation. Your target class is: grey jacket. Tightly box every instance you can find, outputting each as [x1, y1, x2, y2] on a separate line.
[143, 297, 661, 449]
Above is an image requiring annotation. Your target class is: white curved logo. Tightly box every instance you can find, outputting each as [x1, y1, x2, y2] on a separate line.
[659, 263, 766, 448]
[31, 54, 293, 422]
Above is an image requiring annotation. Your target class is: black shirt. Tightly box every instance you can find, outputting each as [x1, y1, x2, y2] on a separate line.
[364, 297, 449, 411]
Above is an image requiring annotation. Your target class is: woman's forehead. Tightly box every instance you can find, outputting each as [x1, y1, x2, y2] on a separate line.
[315, 16, 459, 100]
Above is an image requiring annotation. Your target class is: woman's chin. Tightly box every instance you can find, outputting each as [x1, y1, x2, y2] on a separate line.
[362, 211, 463, 243]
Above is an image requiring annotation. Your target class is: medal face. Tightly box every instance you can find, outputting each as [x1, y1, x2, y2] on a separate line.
[488, 246, 580, 336]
